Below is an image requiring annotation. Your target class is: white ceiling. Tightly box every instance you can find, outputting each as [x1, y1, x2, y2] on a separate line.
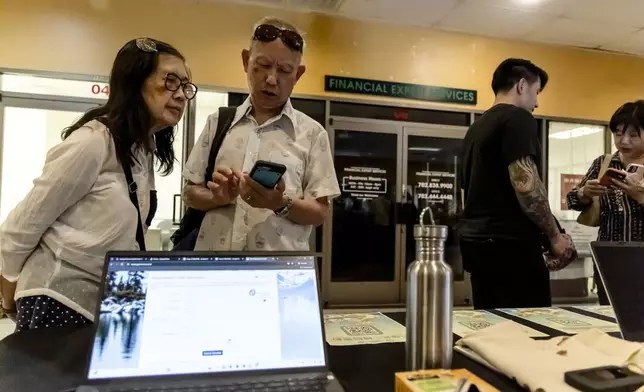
[225, 0, 644, 56]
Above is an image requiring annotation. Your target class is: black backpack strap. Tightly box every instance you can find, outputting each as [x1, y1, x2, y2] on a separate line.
[170, 106, 238, 248]
[203, 107, 237, 185]
[122, 163, 146, 251]
[146, 190, 157, 227]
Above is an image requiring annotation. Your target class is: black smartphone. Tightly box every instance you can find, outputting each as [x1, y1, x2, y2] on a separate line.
[565, 366, 644, 392]
[249, 160, 287, 189]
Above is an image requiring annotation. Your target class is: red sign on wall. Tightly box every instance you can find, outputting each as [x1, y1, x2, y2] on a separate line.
[91, 84, 110, 96]
[560, 174, 585, 210]
[393, 110, 409, 121]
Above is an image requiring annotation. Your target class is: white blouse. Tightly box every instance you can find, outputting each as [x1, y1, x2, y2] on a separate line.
[0, 120, 154, 321]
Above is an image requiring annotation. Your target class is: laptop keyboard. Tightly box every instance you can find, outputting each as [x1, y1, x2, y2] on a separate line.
[106, 375, 329, 391]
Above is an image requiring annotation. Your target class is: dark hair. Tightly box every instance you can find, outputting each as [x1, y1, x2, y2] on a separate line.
[609, 100, 644, 136]
[63, 38, 185, 175]
[491, 58, 548, 95]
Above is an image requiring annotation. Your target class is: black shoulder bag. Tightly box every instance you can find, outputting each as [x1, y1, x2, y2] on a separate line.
[170, 107, 237, 250]
[122, 165, 157, 251]
[101, 115, 156, 251]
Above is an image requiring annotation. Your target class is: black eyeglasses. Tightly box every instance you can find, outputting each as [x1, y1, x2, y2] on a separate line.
[164, 73, 197, 100]
[252, 24, 304, 53]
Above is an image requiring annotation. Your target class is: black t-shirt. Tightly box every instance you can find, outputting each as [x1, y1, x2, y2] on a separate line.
[458, 104, 542, 244]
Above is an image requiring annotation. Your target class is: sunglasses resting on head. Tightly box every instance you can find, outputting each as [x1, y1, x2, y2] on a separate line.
[252, 24, 304, 53]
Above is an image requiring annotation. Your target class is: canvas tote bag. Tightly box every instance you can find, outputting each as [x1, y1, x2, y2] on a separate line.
[576, 154, 612, 227]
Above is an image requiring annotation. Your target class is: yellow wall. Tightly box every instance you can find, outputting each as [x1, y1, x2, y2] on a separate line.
[2, 0, 644, 121]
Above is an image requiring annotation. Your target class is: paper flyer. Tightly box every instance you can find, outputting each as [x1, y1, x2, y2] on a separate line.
[395, 369, 500, 392]
[324, 312, 406, 346]
[453, 310, 547, 338]
[571, 305, 616, 319]
[499, 307, 619, 334]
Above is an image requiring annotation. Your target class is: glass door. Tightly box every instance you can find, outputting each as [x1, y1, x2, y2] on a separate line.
[400, 125, 471, 305]
[547, 121, 606, 300]
[324, 119, 402, 304]
[0, 97, 97, 223]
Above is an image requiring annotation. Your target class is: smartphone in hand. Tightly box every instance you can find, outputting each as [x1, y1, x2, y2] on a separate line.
[626, 163, 644, 176]
[598, 168, 627, 186]
[249, 160, 287, 189]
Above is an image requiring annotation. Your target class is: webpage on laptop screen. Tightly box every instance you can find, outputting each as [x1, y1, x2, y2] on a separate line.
[87, 256, 326, 380]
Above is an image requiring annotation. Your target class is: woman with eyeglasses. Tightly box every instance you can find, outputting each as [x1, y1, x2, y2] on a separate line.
[0, 37, 197, 331]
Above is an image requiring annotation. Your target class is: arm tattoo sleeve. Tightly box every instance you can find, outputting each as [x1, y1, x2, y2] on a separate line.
[508, 156, 560, 240]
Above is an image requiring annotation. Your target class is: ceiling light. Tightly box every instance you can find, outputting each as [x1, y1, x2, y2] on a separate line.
[549, 127, 603, 140]
[408, 147, 442, 152]
[515, 0, 542, 5]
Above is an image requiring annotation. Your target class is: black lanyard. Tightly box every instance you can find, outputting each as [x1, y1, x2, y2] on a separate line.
[121, 163, 147, 251]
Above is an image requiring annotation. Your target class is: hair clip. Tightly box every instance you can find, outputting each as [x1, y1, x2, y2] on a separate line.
[135, 38, 158, 53]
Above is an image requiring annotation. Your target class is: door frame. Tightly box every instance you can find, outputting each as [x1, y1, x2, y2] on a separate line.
[0, 93, 100, 218]
[399, 124, 472, 305]
[323, 116, 404, 306]
[1, 91, 105, 109]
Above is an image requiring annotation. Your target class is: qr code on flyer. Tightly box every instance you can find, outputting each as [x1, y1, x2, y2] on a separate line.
[547, 317, 591, 327]
[340, 325, 383, 336]
[459, 320, 493, 331]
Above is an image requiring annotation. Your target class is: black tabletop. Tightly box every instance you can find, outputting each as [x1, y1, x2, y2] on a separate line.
[327, 312, 525, 392]
[0, 312, 527, 392]
[0, 308, 616, 392]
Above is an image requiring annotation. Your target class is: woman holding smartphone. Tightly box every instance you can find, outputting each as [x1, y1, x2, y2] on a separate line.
[567, 100, 644, 304]
[0, 37, 197, 331]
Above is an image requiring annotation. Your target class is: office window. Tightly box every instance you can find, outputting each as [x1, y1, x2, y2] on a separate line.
[0, 106, 185, 228]
[152, 119, 184, 228]
[155, 90, 228, 225]
[195, 90, 230, 140]
[547, 121, 606, 221]
[611, 133, 619, 154]
[0, 107, 86, 223]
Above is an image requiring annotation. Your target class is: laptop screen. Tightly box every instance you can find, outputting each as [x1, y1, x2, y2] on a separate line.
[591, 242, 644, 342]
[87, 254, 326, 380]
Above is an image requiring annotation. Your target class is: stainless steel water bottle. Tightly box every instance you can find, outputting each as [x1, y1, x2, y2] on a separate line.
[406, 206, 453, 371]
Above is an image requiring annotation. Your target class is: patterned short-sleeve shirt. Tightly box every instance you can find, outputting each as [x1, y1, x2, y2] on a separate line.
[183, 98, 340, 251]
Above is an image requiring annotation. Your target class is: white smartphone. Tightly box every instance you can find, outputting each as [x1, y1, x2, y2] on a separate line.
[626, 163, 644, 174]
[626, 164, 644, 185]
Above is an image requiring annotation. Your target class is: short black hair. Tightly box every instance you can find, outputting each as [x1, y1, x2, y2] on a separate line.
[491, 58, 548, 95]
[609, 100, 644, 136]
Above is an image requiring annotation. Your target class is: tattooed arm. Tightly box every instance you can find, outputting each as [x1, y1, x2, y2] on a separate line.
[508, 156, 560, 240]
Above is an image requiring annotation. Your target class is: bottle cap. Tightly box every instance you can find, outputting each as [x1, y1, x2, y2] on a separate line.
[413, 224, 449, 240]
[414, 206, 448, 240]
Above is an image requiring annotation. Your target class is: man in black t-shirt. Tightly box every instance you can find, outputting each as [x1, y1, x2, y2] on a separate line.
[459, 58, 576, 309]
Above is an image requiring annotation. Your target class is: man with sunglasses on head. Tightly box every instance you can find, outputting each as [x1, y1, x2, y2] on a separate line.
[181, 17, 340, 251]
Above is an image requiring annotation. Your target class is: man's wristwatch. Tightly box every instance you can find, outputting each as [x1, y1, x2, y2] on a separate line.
[274, 196, 293, 218]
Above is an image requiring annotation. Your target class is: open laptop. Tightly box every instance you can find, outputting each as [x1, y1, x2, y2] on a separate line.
[590, 241, 644, 342]
[76, 251, 345, 392]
